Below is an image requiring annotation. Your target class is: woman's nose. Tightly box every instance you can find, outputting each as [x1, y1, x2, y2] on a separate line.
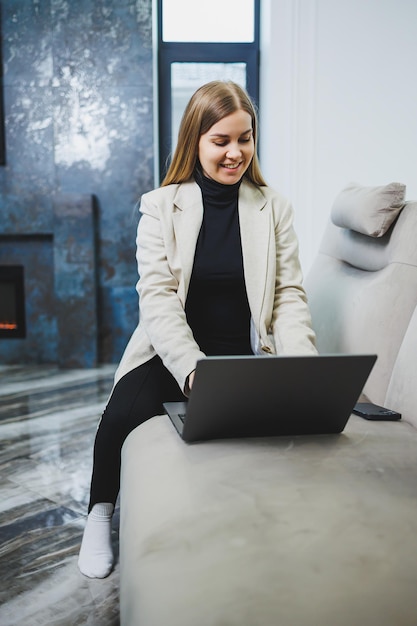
[226, 144, 242, 158]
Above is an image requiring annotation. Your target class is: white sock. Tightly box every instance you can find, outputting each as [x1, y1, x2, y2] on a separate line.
[78, 502, 114, 579]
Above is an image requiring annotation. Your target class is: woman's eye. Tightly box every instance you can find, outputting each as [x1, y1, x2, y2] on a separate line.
[212, 136, 252, 147]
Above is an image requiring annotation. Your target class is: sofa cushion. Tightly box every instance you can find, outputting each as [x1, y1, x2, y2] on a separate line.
[120, 413, 417, 626]
[331, 182, 406, 237]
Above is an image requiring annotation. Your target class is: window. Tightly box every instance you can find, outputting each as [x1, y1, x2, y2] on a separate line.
[157, 0, 260, 181]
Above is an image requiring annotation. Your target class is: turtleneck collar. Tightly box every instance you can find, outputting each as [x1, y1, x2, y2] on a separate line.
[194, 166, 242, 207]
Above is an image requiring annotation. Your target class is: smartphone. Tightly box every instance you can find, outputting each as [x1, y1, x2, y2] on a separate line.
[353, 402, 401, 421]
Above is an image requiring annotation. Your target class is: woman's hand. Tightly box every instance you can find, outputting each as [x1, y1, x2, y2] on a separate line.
[188, 370, 196, 390]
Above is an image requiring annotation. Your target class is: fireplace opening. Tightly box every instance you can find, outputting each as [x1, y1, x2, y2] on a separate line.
[0, 265, 26, 339]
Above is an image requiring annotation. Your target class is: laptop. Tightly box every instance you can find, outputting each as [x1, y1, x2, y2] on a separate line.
[163, 353, 377, 443]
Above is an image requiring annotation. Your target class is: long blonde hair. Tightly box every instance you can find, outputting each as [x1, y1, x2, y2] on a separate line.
[161, 81, 267, 187]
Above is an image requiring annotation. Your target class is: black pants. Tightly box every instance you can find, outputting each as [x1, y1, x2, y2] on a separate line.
[88, 355, 185, 512]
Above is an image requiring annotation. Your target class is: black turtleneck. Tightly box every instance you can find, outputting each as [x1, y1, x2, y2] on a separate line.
[185, 170, 253, 356]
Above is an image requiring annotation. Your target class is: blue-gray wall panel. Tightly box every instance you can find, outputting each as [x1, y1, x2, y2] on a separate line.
[0, 0, 153, 364]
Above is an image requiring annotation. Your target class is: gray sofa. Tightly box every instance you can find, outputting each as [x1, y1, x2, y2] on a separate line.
[119, 183, 417, 625]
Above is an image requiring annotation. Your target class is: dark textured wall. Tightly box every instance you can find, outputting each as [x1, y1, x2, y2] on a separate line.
[0, 0, 154, 364]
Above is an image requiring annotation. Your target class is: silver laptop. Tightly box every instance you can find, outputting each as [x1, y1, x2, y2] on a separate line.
[163, 354, 377, 443]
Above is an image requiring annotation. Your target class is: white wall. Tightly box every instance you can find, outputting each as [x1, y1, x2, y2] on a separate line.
[260, 0, 417, 274]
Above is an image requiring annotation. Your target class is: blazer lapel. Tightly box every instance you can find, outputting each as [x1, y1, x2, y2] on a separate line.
[172, 181, 204, 298]
[238, 181, 270, 324]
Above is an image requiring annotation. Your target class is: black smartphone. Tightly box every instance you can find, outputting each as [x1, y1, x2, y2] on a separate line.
[353, 402, 401, 421]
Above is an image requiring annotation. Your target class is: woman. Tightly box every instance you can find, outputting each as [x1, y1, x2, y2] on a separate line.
[78, 80, 317, 578]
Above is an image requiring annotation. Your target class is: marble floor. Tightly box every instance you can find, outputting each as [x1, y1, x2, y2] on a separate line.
[0, 363, 120, 626]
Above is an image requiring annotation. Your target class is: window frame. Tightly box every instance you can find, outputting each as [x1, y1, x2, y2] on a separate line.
[157, 0, 260, 182]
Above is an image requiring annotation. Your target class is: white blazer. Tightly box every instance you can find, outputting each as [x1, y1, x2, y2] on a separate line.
[114, 179, 317, 392]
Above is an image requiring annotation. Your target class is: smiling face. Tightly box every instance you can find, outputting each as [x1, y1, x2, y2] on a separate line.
[197, 109, 254, 185]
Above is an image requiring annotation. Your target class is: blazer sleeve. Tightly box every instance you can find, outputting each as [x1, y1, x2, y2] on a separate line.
[135, 191, 206, 392]
[270, 194, 318, 355]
